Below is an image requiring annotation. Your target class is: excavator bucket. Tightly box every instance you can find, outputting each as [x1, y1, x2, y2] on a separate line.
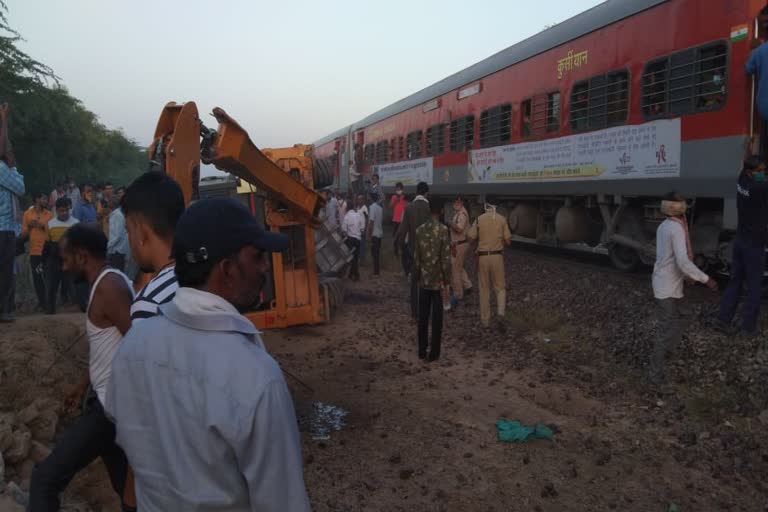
[203, 108, 324, 227]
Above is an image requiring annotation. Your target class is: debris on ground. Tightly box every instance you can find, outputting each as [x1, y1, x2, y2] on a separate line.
[496, 419, 554, 442]
[306, 402, 348, 441]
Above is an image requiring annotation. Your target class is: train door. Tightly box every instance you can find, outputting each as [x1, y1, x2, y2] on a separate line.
[338, 138, 349, 192]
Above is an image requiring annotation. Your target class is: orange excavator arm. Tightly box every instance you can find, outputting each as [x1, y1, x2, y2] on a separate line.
[148, 101, 324, 225]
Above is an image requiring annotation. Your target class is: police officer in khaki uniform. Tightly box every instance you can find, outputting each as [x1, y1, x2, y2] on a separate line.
[449, 197, 473, 301]
[468, 204, 511, 327]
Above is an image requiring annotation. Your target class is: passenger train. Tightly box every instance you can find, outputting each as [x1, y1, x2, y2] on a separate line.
[311, 0, 767, 271]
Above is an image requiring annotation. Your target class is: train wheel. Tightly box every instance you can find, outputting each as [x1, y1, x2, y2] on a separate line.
[609, 244, 640, 272]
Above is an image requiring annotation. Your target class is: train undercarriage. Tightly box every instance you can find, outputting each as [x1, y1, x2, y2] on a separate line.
[460, 193, 766, 280]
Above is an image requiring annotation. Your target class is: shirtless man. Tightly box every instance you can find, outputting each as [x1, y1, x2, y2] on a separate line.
[29, 223, 135, 512]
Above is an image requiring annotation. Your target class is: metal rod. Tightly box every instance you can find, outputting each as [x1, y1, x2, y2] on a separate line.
[281, 365, 314, 393]
[40, 331, 87, 378]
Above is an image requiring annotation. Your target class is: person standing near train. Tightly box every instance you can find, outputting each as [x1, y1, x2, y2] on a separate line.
[449, 196, 473, 304]
[650, 192, 718, 387]
[467, 203, 511, 329]
[713, 157, 768, 340]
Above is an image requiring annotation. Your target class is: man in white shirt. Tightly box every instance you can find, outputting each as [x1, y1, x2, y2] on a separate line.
[650, 192, 717, 386]
[106, 198, 309, 512]
[367, 192, 384, 276]
[357, 194, 369, 265]
[341, 200, 366, 281]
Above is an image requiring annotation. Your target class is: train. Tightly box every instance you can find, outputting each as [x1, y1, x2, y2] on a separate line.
[310, 0, 768, 272]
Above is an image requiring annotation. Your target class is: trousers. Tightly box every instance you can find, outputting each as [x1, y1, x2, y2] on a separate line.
[29, 255, 47, 310]
[650, 298, 683, 383]
[345, 238, 360, 280]
[418, 288, 443, 359]
[371, 236, 382, 275]
[451, 242, 472, 299]
[29, 397, 132, 512]
[409, 272, 419, 320]
[717, 238, 765, 334]
[478, 254, 506, 326]
[0, 231, 14, 318]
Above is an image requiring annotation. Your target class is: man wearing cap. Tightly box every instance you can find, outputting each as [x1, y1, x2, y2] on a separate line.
[106, 198, 310, 512]
[468, 203, 512, 328]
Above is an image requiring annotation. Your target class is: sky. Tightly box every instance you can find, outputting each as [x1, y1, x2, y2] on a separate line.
[9, 0, 603, 151]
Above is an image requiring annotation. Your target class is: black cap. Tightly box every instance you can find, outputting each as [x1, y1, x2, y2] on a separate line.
[173, 198, 289, 265]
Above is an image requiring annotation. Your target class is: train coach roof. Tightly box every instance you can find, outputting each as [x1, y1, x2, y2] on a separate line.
[313, 0, 667, 147]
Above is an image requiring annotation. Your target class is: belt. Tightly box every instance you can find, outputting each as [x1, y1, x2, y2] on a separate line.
[477, 250, 503, 257]
[454, 240, 468, 245]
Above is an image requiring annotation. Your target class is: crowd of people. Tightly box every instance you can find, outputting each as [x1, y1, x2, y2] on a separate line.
[0, 157, 135, 321]
[0, 31, 765, 507]
[319, 175, 513, 363]
[7, 170, 310, 511]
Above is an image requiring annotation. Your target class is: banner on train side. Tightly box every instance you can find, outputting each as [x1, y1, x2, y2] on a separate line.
[375, 157, 434, 187]
[468, 119, 681, 184]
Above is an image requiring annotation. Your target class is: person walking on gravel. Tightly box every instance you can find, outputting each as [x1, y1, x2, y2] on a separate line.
[468, 202, 511, 329]
[650, 192, 718, 387]
[414, 199, 451, 361]
[713, 156, 768, 340]
[396, 181, 431, 319]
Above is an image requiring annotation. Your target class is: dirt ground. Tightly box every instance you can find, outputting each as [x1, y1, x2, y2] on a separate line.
[1, 247, 767, 511]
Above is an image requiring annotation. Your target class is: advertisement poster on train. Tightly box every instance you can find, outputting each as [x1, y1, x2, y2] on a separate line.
[468, 119, 680, 184]
[375, 157, 434, 187]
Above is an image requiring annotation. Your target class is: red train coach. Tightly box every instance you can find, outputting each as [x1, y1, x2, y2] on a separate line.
[312, 0, 767, 271]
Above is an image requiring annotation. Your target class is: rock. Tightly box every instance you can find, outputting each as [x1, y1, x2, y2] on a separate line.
[16, 402, 40, 426]
[0, 418, 13, 452]
[388, 454, 402, 464]
[6, 481, 28, 508]
[28, 411, 58, 443]
[4, 430, 31, 464]
[399, 469, 414, 480]
[0, 494, 24, 512]
[16, 458, 34, 482]
[29, 440, 51, 463]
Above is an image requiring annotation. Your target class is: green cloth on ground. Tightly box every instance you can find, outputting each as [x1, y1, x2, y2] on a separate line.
[496, 419, 554, 442]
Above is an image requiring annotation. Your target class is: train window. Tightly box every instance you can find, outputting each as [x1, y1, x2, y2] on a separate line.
[479, 103, 512, 147]
[389, 138, 396, 161]
[642, 41, 727, 118]
[426, 124, 446, 156]
[606, 71, 630, 126]
[375, 140, 388, 164]
[397, 136, 404, 160]
[364, 143, 375, 165]
[521, 99, 533, 137]
[546, 92, 560, 132]
[570, 83, 589, 130]
[570, 69, 628, 131]
[450, 115, 475, 151]
[406, 130, 423, 159]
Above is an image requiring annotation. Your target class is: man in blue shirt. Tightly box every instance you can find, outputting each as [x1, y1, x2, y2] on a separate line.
[0, 103, 24, 322]
[747, 13, 768, 156]
[72, 183, 97, 224]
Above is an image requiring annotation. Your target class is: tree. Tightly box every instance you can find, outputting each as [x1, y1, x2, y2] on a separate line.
[0, 1, 146, 198]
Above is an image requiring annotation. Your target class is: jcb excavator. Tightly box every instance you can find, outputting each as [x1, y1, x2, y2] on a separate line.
[148, 101, 347, 329]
